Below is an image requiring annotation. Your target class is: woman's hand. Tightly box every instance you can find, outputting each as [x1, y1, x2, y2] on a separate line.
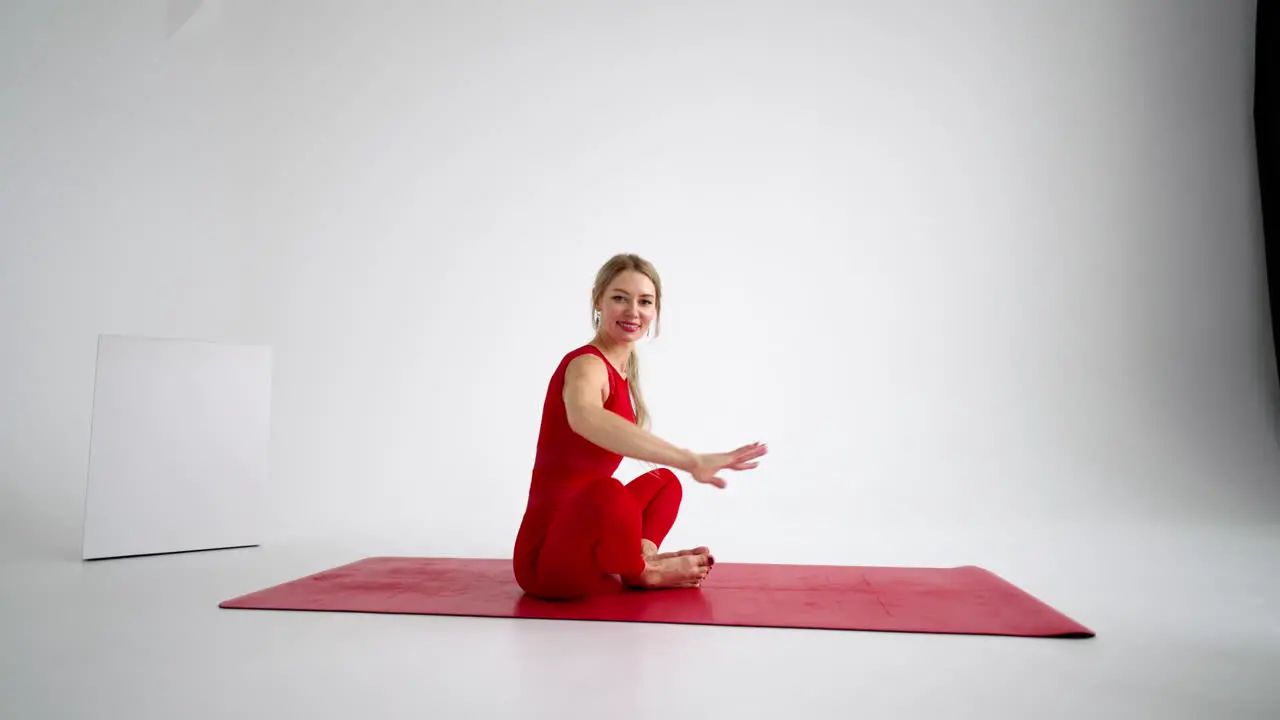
[690, 442, 768, 488]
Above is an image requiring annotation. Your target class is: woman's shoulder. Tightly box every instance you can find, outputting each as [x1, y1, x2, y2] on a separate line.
[558, 344, 606, 372]
[549, 345, 611, 398]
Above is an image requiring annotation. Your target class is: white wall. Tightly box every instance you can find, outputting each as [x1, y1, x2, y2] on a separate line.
[1, 0, 262, 558]
[4, 0, 1278, 563]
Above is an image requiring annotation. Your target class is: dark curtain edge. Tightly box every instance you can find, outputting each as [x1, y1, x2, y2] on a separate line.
[1256, 1, 1278, 385]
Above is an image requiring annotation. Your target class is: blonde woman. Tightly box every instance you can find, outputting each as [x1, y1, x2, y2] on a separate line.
[512, 254, 768, 600]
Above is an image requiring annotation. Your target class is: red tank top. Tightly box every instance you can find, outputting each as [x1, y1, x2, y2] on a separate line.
[528, 344, 634, 500]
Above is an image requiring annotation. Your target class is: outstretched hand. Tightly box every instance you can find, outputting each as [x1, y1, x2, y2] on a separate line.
[690, 442, 768, 488]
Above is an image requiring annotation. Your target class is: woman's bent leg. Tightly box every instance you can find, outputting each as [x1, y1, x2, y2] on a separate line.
[623, 468, 682, 549]
[620, 469, 713, 589]
[528, 477, 647, 599]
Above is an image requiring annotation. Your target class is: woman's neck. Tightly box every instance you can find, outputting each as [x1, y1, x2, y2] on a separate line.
[591, 334, 632, 377]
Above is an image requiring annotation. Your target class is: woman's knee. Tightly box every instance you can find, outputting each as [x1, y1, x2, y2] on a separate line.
[651, 467, 681, 498]
[651, 467, 678, 482]
[629, 467, 681, 510]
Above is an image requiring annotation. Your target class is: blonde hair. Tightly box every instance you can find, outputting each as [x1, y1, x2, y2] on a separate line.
[591, 253, 662, 429]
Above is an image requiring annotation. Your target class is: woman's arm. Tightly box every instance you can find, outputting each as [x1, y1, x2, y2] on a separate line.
[562, 354, 699, 472]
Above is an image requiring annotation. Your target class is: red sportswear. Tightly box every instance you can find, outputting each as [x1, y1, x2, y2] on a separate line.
[512, 344, 682, 599]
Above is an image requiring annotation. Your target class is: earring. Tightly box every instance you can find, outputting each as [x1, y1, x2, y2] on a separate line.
[593, 309, 600, 328]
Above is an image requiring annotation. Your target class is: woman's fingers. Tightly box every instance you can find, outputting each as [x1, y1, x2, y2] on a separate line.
[709, 445, 765, 470]
[697, 443, 765, 480]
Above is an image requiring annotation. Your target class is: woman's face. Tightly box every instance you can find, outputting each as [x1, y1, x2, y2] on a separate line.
[596, 270, 658, 343]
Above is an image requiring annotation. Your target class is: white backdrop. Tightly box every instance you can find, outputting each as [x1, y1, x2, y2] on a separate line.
[3, 0, 1278, 563]
[1, 0, 258, 559]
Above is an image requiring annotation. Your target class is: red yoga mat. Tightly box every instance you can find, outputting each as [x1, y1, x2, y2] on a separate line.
[219, 557, 1094, 638]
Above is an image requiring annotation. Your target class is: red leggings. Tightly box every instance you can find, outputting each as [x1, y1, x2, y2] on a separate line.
[516, 468, 682, 600]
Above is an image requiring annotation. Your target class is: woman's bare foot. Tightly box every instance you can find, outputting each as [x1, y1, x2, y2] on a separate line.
[639, 538, 713, 562]
[652, 546, 714, 565]
[624, 550, 713, 590]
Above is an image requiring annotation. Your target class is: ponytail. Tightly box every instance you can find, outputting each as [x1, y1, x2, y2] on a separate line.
[629, 349, 649, 429]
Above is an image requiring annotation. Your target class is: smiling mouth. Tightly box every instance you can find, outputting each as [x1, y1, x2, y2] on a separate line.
[618, 321, 640, 332]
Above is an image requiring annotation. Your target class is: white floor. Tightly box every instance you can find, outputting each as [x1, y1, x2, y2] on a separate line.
[3, 523, 1278, 719]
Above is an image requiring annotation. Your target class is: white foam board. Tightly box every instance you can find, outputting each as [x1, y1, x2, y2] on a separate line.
[81, 335, 272, 560]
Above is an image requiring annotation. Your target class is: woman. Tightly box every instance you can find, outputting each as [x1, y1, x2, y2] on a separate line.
[512, 253, 768, 600]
